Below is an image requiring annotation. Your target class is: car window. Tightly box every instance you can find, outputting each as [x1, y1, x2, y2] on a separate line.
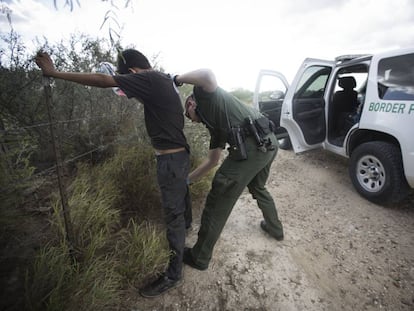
[377, 53, 414, 100]
[333, 65, 369, 107]
[294, 66, 331, 99]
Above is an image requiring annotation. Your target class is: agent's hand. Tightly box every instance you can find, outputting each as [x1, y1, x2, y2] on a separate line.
[35, 52, 56, 77]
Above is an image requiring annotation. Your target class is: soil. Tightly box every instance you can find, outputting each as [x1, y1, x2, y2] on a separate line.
[131, 149, 414, 311]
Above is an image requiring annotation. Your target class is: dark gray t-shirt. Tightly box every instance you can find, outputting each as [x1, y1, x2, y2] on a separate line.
[114, 71, 189, 151]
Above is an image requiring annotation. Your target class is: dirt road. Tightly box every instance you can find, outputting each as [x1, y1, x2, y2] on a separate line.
[133, 149, 414, 311]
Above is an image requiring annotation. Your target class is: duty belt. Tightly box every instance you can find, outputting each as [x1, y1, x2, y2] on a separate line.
[243, 116, 275, 152]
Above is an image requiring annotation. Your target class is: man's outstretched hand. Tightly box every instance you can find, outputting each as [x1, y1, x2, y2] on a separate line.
[35, 52, 56, 77]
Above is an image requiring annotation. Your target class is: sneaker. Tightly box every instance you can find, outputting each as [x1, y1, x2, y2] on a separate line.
[183, 247, 208, 271]
[139, 274, 183, 298]
[260, 220, 284, 241]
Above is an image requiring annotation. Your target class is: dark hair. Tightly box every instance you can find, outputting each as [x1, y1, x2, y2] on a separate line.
[117, 49, 151, 74]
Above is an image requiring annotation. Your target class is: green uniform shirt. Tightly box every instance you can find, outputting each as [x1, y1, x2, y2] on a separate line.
[193, 86, 263, 149]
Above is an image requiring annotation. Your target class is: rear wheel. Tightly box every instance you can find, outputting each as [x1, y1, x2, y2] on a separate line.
[349, 141, 409, 205]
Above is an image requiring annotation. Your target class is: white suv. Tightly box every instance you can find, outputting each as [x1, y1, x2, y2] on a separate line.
[254, 48, 414, 204]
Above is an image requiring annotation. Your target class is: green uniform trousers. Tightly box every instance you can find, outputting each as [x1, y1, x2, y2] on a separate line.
[191, 133, 283, 268]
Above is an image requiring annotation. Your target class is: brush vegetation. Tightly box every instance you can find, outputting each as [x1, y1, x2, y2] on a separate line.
[24, 144, 172, 311]
[22, 133, 213, 311]
[1, 30, 223, 311]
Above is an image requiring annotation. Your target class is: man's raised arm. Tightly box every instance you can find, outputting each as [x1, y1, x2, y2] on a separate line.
[35, 52, 118, 88]
[174, 69, 217, 93]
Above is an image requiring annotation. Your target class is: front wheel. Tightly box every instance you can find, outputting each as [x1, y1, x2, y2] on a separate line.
[349, 141, 409, 205]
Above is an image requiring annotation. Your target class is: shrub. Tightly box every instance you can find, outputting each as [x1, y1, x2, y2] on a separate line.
[25, 242, 121, 311]
[115, 220, 170, 287]
[24, 142, 173, 311]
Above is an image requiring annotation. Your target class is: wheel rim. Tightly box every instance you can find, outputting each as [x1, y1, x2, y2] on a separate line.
[356, 155, 386, 193]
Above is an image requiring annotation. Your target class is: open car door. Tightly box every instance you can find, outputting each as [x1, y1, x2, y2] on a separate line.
[281, 59, 334, 153]
[253, 70, 289, 139]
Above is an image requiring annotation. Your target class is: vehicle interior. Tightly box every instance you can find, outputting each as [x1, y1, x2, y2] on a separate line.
[328, 64, 368, 146]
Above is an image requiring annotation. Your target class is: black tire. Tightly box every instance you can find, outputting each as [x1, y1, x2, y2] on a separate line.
[349, 141, 409, 205]
[278, 137, 292, 150]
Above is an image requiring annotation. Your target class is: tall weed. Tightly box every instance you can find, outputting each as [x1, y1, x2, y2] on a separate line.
[25, 241, 121, 311]
[185, 121, 217, 198]
[115, 220, 170, 287]
[24, 142, 173, 310]
[103, 144, 161, 221]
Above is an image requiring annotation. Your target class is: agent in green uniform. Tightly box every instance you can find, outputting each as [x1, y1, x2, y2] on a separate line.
[174, 69, 284, 270]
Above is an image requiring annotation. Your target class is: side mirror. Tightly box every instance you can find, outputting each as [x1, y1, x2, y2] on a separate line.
[269, 90, 285, 100]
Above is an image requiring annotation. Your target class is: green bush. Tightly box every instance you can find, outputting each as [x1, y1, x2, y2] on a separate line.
[24, 142, 174, 311]
[115, 220, 170, 287]
[102, 143, 161, 221]
[184, 120, 216, 199]
[25, 242, 121, 311]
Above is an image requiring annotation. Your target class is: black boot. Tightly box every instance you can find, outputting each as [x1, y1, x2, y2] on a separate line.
[260, 220, 284, 241]
[139, 274, 183, 298]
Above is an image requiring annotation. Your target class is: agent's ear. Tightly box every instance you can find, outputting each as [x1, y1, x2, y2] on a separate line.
[190, 100, 197, 110]
[189, 96, 197, 105]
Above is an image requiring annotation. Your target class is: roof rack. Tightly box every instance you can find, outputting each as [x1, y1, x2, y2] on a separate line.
[335, 54, 371, 64]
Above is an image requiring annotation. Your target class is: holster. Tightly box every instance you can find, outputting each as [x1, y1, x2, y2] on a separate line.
[254, 117, 274, 136]
[227, 126, 248, 161]
[244, 117, 275, 152]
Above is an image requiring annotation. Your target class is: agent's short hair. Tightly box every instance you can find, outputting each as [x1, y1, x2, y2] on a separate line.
[117, 49, 151, 74]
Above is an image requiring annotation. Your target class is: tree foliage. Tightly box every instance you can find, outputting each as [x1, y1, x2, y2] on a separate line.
[1, 31, 144, 169]
[230, 88, 254, 105]
[52, 0, 132, 47]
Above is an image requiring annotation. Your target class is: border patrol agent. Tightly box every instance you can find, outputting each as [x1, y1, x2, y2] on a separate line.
[174, 69, 284, 271]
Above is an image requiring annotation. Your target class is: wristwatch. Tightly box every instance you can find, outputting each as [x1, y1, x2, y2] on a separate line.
[173, 75, 183, 87]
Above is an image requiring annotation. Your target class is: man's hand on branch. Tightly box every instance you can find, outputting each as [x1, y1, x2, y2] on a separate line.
[35, 52, 57, 77]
